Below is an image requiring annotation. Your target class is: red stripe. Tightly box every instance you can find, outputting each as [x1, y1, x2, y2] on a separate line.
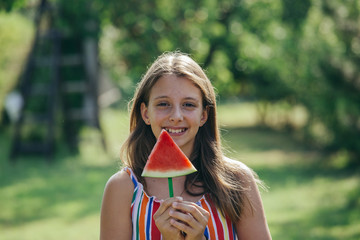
[206, 194, 224, 239]
[225, 215, 234, 240]
[151, 201, 161, 239]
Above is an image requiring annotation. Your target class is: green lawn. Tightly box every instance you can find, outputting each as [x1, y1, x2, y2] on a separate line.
[1, 103, 359, 239]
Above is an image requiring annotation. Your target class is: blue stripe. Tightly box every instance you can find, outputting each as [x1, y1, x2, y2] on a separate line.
[131, 174, 138, 188]
[146, 197, 153, 240]
[204, 226, 209, 239]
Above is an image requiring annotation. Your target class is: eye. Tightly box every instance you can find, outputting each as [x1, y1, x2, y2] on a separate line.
[157, 102, 170, 107]
[183, 102, 196, 108]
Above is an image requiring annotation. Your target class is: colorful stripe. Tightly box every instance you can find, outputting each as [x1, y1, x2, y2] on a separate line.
[124, 167, 237, 240]
[139, 193, 149, 240]
[206, 195, 225, 239]
[200, 197, 215, 239]
[145, 197, 153, 238]
[197, 201, 210, 239]
[135, 191, 143, 240]
[218, 207, 229, 240]
[226, 215, 234, 240]
[151, 201, 161, 239]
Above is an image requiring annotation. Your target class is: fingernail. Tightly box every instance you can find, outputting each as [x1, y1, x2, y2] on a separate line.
[176, 196, 183, 201]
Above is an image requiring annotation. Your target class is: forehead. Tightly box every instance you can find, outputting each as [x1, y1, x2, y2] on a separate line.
[149, 75, 203, 100]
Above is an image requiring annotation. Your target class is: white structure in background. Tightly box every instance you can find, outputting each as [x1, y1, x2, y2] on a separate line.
[5, 91, 24, 123]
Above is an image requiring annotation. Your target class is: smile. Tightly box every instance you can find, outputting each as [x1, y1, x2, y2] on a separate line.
[164, 128, 187, 134]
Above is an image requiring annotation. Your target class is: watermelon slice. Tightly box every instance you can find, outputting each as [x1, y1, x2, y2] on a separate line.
[141, 129, 197, 178]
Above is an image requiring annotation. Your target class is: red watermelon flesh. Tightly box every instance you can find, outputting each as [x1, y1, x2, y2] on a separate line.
[141, 129, 197, 178]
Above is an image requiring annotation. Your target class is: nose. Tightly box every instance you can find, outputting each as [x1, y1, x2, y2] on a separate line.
[169, 105, 183, 122]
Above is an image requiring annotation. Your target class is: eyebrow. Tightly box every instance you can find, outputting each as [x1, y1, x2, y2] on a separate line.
[153, 96, 168, 100]
[153, 96, 200, 101]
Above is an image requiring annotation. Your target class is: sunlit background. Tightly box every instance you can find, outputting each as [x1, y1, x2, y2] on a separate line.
[0, 0, 359, 239]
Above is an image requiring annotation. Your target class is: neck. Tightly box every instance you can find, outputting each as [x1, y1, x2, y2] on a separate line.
[144, 175, 205, 202]
[145, 176, 186, 199]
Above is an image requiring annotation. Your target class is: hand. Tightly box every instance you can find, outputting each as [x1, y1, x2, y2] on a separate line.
[169, 199, 210, 240]
[154, 197, 184, 240]
[154, 197, 209, 240]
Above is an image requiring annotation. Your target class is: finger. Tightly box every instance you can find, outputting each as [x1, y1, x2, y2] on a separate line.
[153, 197, 183, 219]
[170, 207, 201, 231]
[168, 201, 210, 240]
[153, 198, 185, 238]
[170, 218, 191, 233]
[172, 201, 210, 225]
[169, 214, 204, 238]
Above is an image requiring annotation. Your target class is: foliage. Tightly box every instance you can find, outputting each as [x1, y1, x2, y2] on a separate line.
[282, 0, 360, 164]
[99, 0, 360, 164]
[1, 0, 359, 164]
[0, 0, 26, 12]
[0, 11, 33, 124]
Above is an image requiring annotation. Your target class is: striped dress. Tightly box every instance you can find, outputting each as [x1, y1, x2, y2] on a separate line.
[124, 167, 238, 240]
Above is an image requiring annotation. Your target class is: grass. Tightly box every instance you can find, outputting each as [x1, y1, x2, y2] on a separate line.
[225, 126, 360, 239]
[0, 109, 128, 240]
[1, 102, 359, 239]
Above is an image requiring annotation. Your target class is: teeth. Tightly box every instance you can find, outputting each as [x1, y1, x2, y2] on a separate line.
[165, 128, 186, 133]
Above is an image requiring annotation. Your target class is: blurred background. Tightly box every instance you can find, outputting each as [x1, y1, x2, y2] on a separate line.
[0, 0, 359, 239]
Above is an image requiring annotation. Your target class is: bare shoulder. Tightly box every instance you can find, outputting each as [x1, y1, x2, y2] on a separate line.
[101, 169, 134, 213]
[100, 169, 134, 240]
[223, 157, 272, 239]
[105, 170, 134, 194]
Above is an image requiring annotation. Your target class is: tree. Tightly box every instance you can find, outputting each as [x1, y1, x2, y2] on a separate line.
[2, 0, 360, 164]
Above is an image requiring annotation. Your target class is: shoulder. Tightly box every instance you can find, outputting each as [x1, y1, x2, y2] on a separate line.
[102, 169, 135, 207]
[222, 156, 267, 212]
[102, 169, 135, 205]
[223, 157, 272, 239]
[105, 169, 134, 191]
[100, 169, 134, 239]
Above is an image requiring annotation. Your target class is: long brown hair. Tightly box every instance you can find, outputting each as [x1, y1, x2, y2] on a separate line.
[121, 51, 250, 222]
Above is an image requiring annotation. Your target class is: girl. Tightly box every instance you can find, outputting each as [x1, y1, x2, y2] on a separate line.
[100, 52, 272, 240]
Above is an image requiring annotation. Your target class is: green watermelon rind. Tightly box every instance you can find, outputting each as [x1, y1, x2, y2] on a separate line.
[141, 167, 197, 178]
[141, 168, 196, 178]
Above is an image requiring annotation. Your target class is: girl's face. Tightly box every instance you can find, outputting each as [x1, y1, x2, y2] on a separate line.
[141, 74, 208, 157]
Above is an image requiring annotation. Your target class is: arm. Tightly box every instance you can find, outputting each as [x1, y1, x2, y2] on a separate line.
[100, 171, 134, 240]
[234, 161, 272, 240]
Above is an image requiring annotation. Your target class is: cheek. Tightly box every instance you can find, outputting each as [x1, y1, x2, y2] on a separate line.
[149, 109, 169, 121]
[188, 112, 204, 123]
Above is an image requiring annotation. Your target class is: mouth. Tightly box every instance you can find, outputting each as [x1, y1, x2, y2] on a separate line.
[164, 128, 187, 134]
